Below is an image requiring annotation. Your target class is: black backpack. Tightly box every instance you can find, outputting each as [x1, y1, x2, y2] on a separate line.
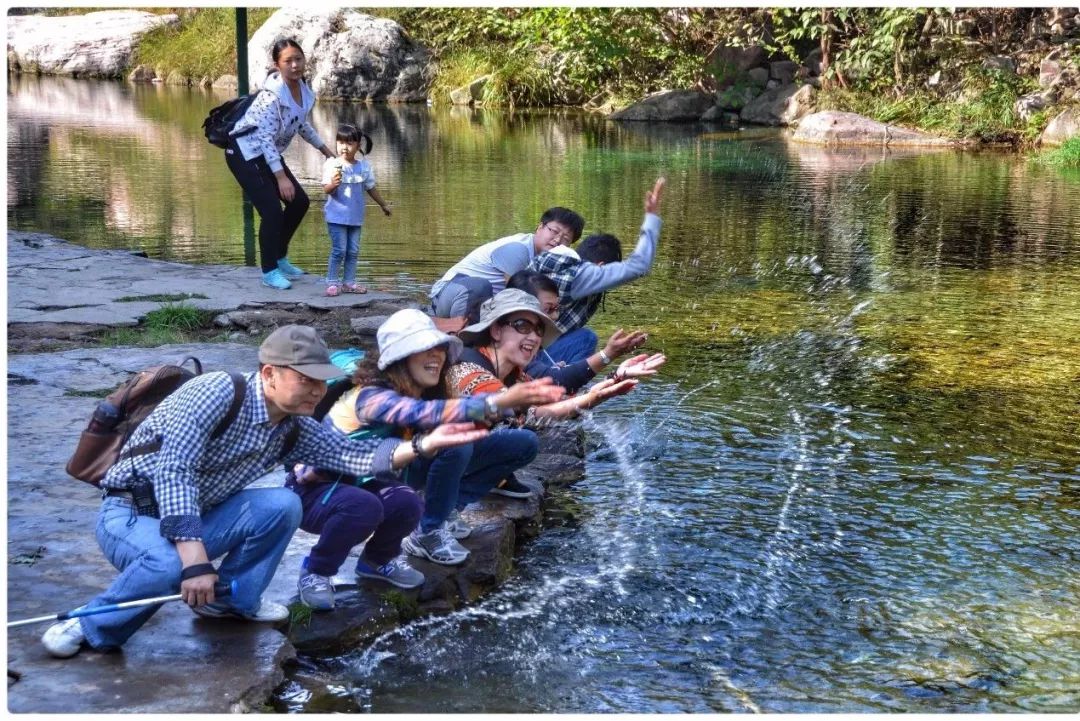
[202, 90, 267, 149]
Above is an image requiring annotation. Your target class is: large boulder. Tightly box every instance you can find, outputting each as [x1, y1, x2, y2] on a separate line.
[740, 83, 815, 126]
[792, 111, 953, 147]
[249, 8, 433, 102]
[1040, 107, 1080, 146]
[609, 90, 715, 122]
[6, 10, 179, 78]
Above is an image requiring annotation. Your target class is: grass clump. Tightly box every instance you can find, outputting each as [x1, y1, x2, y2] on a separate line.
[1035, 136, 1080, 168]
[287, 601, 313, 628]
[132, 7, 277, 81]
[144, 302, 209, 333]
[382, 589, 420, 621]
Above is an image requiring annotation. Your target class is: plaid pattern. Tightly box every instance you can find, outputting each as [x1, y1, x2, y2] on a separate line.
[527, 252, 602, 333]
[102, 371, 395, 542]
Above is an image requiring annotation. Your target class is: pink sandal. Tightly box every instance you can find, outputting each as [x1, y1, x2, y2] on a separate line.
[343, 283, 368, 294]
[325, 285, 341, 297]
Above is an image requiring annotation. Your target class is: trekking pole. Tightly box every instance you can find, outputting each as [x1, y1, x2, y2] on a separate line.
[7, 580, 237, 629]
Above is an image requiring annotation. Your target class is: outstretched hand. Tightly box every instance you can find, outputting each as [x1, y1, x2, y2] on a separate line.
[615, 352, 667, 380]
[603, 328, 649, 361]
[584, 377, 639, 409]
[499, 377, 566, 410]
[644, 177, 665, 215]
[426, 421, 489, 451]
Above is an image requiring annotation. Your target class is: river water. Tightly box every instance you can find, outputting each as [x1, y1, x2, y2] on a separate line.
[8, 75, 1080, 713]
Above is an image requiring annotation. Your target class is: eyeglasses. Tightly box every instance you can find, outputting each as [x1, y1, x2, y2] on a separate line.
[500, 317, 544, 338]
[542, 223, 574, 244]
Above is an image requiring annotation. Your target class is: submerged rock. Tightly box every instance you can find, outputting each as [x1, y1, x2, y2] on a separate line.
[6, 10, 178, 79]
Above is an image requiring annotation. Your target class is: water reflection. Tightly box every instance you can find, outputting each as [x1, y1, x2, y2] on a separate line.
[8, 76, 1080, 713]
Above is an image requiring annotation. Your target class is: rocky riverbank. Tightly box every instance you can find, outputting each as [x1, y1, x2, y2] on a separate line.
[5, 231, 586, 712]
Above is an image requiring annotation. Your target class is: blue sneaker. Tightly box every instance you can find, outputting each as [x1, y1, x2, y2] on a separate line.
[277, 258, 306, 278]
[262, 269, 292, 289]
[356, 555, 425, 589]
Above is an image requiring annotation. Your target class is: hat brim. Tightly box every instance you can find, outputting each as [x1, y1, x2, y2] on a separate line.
[287, 362, 347, 381]
[458, 306, 561, 347]
[378, 330, 463, 370]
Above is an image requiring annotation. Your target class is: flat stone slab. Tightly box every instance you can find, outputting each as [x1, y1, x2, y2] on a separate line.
[7, 231, 403, 326]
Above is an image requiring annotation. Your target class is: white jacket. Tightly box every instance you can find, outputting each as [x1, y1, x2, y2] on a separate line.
[231, 71, 325, 173]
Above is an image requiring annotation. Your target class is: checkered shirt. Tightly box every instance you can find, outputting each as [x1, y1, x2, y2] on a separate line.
[101, 371, 400, 542]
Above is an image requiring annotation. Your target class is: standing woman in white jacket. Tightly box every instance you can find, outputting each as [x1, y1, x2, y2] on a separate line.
[227, 38, 336, 290]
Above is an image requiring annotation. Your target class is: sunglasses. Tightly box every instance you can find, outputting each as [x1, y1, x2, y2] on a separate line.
[500, 317, 544, 338]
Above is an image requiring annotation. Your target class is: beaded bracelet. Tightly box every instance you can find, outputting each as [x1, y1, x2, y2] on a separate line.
[411, 433, 429, 458]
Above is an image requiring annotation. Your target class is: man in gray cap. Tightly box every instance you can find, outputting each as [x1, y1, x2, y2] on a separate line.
[42, 325, 487, 659]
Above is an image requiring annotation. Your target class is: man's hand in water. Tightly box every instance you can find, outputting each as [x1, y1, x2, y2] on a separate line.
[645, 177, 665, 215]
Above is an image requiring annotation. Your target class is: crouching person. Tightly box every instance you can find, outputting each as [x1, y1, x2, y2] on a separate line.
[42, 325, 486, 659]
[298, 309, 562, 581]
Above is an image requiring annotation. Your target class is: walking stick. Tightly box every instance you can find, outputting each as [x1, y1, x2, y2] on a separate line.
[7, 580, 237, 629]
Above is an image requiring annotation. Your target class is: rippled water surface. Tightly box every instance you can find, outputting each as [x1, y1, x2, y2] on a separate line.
[8, 75, 1080, 713]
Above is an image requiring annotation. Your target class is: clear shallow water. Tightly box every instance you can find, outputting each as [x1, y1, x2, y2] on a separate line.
[8, 75, 1080, 713]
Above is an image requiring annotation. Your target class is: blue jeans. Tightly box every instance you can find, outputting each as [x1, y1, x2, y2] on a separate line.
[528, 327, 598, 375]
[326, 222, 362, 285]
[408, 428, 539, 533]
[79, 489, 301, 650]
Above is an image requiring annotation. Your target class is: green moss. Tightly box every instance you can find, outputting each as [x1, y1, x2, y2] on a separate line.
[382, 589, 419, 621]
[288, 601, 313, 627]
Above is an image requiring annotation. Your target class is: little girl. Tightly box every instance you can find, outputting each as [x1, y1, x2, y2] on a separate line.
[321, 124, 391, 297]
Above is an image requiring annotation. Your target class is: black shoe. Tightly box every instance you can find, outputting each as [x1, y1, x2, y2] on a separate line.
[489, 474, 534, 499]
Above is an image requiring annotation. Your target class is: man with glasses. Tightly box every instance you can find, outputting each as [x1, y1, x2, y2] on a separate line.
[430, 207, 585, 323]
[41, 325, 486, 659]
[526, 178, 665, 366]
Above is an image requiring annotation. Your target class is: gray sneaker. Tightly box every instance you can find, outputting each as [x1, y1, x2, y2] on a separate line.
[192, 598, 291, 622]
[401, 526, 470, 565]
[297, 571, 335, 611]
[355, 555, 425, 589]
[445, 510, 472, 540]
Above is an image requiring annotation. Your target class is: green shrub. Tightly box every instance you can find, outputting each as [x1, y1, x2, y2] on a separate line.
[1036, 136, 1080, 168]
[144, 302, 208, 333]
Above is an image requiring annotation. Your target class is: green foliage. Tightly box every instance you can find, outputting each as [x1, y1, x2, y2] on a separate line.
[144, 302, 208, 332]
[288, 601, 313, 627]
[132, 7, 277, 81]
[1035, 137, 1080, 168]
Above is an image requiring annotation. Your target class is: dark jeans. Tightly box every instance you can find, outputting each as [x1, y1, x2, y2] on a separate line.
[225, 140, 309, 272]
[288, 478, 422, 577]
[408, 428, 539, 533]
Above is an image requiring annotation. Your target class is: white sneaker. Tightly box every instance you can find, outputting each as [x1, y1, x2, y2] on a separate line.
[42, 617, 86, 658]
[401, 525, 470, 565]
[192, 598, 290, 622]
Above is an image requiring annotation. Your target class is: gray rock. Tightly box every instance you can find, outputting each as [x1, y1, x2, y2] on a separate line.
[351, 314, 390, 335]
[706, 44, 768, 74]
[741, 83, 815, 127]
[792, 111, 953, 147]
[248, 8, 433, 102]
[609, 90, 715, 122]
[1040, 107, 1080, 146]
[213, 74, 239, 91]
[6, 10, 179, 79]
[127, 64, 155, 83]
[1040, 59, 1063, 88]
[700, 105, 724, 122]
[982, 55, 1017, 74]
[747, 67, 770, 88]
[1014, 92, 1053, 122]
[770, 60, 800, 85]
[449, 74, 491, 105]
[803, 48, 822, 77]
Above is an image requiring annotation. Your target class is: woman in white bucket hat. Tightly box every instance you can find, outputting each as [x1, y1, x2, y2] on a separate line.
[448, 289, 639, 455]
[301, 309, 563, 574]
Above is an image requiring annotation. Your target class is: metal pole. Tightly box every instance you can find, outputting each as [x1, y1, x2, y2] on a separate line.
[236, 8, 256, 266]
